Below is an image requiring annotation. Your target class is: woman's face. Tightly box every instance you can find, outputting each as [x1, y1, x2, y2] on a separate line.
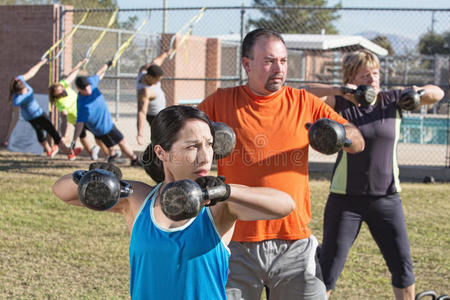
[351, 65, 381, 93]
[160, 119, 214, 182]
[53, 85, 67, 99]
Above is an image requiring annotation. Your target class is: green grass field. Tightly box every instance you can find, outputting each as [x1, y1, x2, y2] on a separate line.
[0, 149, 448, 299]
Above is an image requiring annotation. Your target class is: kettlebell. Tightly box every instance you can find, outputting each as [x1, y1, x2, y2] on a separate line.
[398, 89, 426, 111]
[340, 85, 377, 107]
[306, 118, 352, 155]
[72, 169, 133, 211]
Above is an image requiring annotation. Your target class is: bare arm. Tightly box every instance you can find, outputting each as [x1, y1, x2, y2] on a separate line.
[225, 184, 295, 221]
[301, 83, 341, 99]
[343, 122, 365, 153]
[414, 84, 445, 106]
[22, 58, 48, 81]
[136, 89, 150, 145]
[60, 111, 69, 141]
[4, 107, 19, 145]
[96, 63, 109, 81]
[52, 175, 153, 231]
[210, 184, 295, 244]
[151, 50, 170, 66]
[71, 122, 85, 145]
[137, 50, 171, 72]
[302, 83, 360, 108]
[52, 174, 130, 213]
[65, 58, 88, 85]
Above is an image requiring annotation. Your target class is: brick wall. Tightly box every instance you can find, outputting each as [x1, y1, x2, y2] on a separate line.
[0, 5, 67, 143]
[161, 34, 220, 106]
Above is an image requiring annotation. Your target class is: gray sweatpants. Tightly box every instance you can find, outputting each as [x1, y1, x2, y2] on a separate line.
[226, 235, 327, 300]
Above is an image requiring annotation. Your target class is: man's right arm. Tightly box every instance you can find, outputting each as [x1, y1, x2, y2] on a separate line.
[72, 122, 85, 146]
[137, 50, 171, 73]
[136, 89, 150, 145]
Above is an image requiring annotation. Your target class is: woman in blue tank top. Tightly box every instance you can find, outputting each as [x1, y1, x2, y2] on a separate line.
[52, 105, 295, 300]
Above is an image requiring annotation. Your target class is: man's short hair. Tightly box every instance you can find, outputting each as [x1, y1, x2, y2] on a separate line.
[147, 65, 164, 77]
[75, 76, 90, 89]
[242, 28, 285, 59]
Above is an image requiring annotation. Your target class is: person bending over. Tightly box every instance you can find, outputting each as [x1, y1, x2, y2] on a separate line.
[8, 58, 81, 160]
[71, 61, 139, 166]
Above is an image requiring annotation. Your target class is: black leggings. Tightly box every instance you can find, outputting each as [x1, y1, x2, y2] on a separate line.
[29, 113, 62, 145]
[320, 193, 415, 290]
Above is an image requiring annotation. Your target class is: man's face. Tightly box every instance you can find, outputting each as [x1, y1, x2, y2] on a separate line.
[242, 36, 288, 96]
[144, 74, 162, 86]
[78, 85, 92, 96]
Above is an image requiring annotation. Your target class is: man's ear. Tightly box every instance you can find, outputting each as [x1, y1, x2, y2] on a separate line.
[242, 57, 251, 73]
[154, 144, 167, 162]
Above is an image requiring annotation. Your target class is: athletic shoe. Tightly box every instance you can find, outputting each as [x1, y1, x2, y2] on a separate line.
[107, 153, 120, 163]
[90, 145, 100, 161]
[68, 147, 82, 161]
[47, 145, 59, 158]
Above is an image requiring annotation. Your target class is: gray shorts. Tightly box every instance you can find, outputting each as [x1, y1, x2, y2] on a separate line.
[226, 235, 327, 300]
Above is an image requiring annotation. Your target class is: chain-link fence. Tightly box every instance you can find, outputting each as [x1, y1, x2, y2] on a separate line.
[60, 6, 449, 166]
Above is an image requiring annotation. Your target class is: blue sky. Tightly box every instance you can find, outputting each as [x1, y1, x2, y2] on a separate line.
[117, 0, 450, 9]
[115, 0, 449, 43]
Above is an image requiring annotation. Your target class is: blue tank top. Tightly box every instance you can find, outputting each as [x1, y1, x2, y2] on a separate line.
[129, 183, 230, 300]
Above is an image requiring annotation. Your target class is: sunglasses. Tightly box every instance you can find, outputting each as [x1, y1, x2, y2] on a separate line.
[54, 90, 68, 99]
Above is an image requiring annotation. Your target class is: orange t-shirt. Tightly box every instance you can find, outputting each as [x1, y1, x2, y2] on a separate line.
[198, 85, 347, 242]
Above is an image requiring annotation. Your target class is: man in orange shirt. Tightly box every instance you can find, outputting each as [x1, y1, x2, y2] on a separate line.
[198, 28, 364, 299]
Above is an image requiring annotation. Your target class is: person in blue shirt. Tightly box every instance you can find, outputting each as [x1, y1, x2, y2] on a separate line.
[48, 58, 104, 161]
[8, 58, 81, 160]
[70, 61, 139, 165]
[52, 105, 295, 300]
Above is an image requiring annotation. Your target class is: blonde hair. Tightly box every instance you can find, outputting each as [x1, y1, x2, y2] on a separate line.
[342, 51, 380, 84]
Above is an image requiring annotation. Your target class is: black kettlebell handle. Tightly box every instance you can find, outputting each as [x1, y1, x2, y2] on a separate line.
[72, 169, 133, 199]
[415, 290, 437, 300]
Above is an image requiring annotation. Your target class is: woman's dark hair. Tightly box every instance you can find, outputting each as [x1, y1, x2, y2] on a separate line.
[241, 28, 285, 59]
[48, 83, 64, 104]
[9, 78, 26, 102]
[141, 105, 214, 183]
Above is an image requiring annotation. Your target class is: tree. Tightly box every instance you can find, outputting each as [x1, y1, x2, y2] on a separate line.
[248, 0, 341, 34]
[418, 31, 450, 55]
[371, 35, 395, 56]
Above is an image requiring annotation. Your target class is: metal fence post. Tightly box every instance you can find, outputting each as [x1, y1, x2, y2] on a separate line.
[239, 4, 245, 85]
[115, 30, 121, 121]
